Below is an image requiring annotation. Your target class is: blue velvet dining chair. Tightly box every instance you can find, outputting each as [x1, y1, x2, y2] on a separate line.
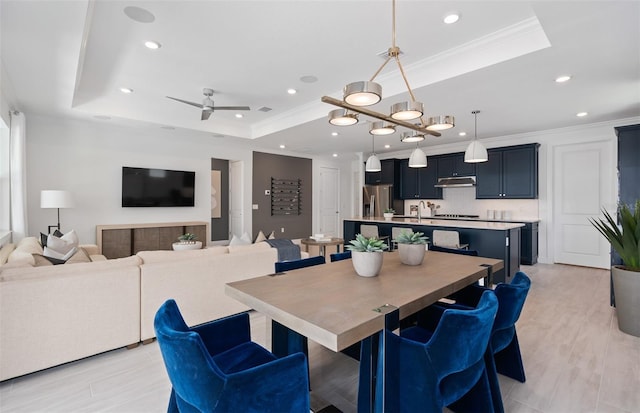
[414, 271, 531, 413]
[154, 299, 310, 413]
[329, 250, 352, 262]
[429, 244, 479, 256]
[372, 290, 498, 413]
[274, 255, 325, 273]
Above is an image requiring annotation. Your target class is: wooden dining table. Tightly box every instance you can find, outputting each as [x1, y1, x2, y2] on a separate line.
[226, 250, 503, 412]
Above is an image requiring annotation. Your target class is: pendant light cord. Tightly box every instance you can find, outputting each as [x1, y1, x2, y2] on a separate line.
[472, 110, 480, 140]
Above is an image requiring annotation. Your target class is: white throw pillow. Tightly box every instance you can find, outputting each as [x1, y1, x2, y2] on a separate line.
[241, 232, 252, 244]
[229, 234, 250, 246]
[254, 230, 267, 243]
[43, 246, 78, 260]
[45, 229, 79, 257]
[268, 230, 275, 239]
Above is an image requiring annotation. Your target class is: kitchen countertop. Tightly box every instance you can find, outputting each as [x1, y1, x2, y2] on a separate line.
[347, 217, 525, 231]
[429, 216, 540, 223]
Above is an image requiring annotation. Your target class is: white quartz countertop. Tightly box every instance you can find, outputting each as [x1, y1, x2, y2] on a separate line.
[347, 217, 525, 231]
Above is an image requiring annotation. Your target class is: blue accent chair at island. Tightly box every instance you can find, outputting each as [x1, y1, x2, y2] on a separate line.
[154, 299, 310, 413]
[274, 255, 325, 273]
[330, 250, 352, 262]
[412, 271, 531, 413]
[375, 290, 498, 413]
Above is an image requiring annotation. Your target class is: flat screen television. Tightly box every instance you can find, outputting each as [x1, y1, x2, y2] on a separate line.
[122, 167, 195, 207]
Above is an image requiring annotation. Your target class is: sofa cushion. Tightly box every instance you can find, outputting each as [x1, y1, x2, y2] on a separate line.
[0, 255, 142, 282]
[137, 247, 228, 264]
[227, 241, 271, 254]
[7, 237, 43, 266]
[32, 254, 66, 266]
[0, 243, 15, 266]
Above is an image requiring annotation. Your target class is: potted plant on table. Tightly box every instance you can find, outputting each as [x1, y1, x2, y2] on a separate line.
[383, 208, 395, 220]
[346, 234, 388, 277]
[396, 230, 429, 266]
[590, 200, 640, 337]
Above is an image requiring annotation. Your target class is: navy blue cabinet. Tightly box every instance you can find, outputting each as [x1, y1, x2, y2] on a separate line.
[436, 153, 476, 178]
[476, 143, 539, 199]
[365, 159, 398, 185]
[399, 158, 442, 200]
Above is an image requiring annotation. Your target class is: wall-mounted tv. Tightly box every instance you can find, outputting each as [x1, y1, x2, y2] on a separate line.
[122, 167, 195, 207]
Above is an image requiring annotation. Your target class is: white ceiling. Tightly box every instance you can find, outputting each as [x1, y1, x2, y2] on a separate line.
[2, 1, 639, 157]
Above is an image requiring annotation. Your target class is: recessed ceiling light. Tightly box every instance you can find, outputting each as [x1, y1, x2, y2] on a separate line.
[332, 153, 338, 157]
[384, 144, 391, 149]
[287, 88, 297, 95]
[459, 132, 467, 137]
[235, 113, 243, 118]
[444, 13, 460, 24]
[279, 144, 286, 149]
[555, 75, 572, 83]
[120, 87, 133, 94]
[331, 132, 339, 136]
[300, 75, 318, 83]
[123, 6, 155, 23]
[576, 112, 588, 117]
[144, 40, 161, 50]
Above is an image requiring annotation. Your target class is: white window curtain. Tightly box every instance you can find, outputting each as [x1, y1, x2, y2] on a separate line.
[9, 111, 28, 241]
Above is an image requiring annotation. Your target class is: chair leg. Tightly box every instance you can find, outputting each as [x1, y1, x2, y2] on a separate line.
[484, 347, 505, 413]
[494, 332, 526, 383]
[168, 388, 179, 413]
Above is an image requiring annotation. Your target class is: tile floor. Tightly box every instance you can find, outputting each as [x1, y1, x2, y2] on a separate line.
[1, 263, 639, 412]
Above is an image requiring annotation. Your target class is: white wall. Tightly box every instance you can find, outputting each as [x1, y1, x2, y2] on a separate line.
[25, 114, 256, 244]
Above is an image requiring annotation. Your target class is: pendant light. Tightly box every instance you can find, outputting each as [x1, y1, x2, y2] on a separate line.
[408, 143, 427, 168]
[464, 110, 488, 163]
[328, 109, 358, 126]
[365, 135, 382, 172]
[369, 121, 395, 135]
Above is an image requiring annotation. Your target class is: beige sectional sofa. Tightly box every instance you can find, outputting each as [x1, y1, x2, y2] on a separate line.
[0, 238, 303, 381]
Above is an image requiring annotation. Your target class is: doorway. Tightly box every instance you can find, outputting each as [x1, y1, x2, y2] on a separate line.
[552, 140, 615, 268]
[318, 166, 340, 237]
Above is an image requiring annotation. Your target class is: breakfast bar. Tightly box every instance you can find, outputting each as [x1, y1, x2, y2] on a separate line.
[344, 217, 523, 283]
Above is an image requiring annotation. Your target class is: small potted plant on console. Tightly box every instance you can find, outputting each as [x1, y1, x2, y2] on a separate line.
[396, 230, 429, 266]
[173, 233, 202, 250]
[346, 234, 388, 277]
[383, 208, 395, 220]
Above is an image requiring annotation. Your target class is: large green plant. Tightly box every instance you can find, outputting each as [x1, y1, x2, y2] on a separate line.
[347, 234, 388, 252]
[396, 230, 429, 245]
[590, 200, 640, 272]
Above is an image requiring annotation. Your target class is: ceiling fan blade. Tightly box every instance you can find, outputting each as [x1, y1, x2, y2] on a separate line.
[212, 106, 251, 111]
[166, 96, 204, 109]
[201, 110, 213, 121]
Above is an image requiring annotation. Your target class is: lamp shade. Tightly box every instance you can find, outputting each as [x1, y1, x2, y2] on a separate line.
[426, 115, 455, 131]
[344, 81, 382, 106]
[328, 109, 358, 126]
[408, 147, 427, 168]
[365, 154, 382, 172]
[391, 101, 423, 120]
[464, 140, 488, 163]
[41, 190, 74, 209]
[369, 121, 395, 136]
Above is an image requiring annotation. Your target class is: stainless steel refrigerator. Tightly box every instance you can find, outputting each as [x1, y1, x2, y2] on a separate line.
[363, 185, 403, 217]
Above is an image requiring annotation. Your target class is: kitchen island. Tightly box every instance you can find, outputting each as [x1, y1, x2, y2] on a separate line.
[344, 217, 524, 283]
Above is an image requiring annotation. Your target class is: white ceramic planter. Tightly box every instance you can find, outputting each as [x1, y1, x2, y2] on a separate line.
[612, 265, 640, 337]
[398, 243, 426, 266]
[351, 251, 384, 277]
[172, 241, 202, 251]
[383, 213, 394, 220]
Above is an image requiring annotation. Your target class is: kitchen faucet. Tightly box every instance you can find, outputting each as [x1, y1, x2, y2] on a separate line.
[418, 200, 426, 221]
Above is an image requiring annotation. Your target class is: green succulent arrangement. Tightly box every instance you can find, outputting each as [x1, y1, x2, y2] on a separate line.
[590, 200, 640, 272]
[396, 230, 429, 245]
[347, 234, 388, 252]
[384, 208, 395, 214]
[178, 233, 198, 243]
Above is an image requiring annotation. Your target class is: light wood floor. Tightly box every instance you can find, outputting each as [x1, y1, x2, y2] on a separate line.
[1, 263, 639, 412]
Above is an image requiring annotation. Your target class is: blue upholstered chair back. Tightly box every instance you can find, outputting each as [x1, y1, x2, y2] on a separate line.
[491, 271, 530, 351]
[330, 250, 352, 262]
[155, 300, 226, 412]
[275, 255, 325, 273]
[384, 291, 498, 412]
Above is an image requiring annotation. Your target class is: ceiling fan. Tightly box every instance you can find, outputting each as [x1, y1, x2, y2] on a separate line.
[166, 88, 250, 120]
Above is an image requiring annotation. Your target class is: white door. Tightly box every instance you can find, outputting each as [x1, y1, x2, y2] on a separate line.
[229, 161, 243, 239]
[553, 140, 615, 268]
[319, 167, 340, 237]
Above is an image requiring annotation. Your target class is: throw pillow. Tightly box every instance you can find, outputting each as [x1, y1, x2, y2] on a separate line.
[254, 230, 267, 243]
[43, 246, 77, 261]
[45, 229, 79, 258]
[268, 230, 275, 239]
[32, 253, 66, 266]
[241, 232, 252, 244]
[66, 247, 91, 264]
[229, 234, 249, 246]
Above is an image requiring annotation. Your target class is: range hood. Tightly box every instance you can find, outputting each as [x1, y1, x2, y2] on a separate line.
[435, 176, 476, 188]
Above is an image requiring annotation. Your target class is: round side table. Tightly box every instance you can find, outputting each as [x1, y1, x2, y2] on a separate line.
[300, 238, 344, 258]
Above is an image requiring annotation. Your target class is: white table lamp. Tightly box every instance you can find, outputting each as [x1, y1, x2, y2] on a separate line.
[41, 190, 74, 233]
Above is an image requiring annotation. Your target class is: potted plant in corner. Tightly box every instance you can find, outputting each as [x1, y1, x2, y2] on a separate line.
[396, 229, 429, 266]
[383, 208, 395, 220]
[590, 200, 640, 337]
[346, 234, 388, 277]
[173, 233, 202, 251]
